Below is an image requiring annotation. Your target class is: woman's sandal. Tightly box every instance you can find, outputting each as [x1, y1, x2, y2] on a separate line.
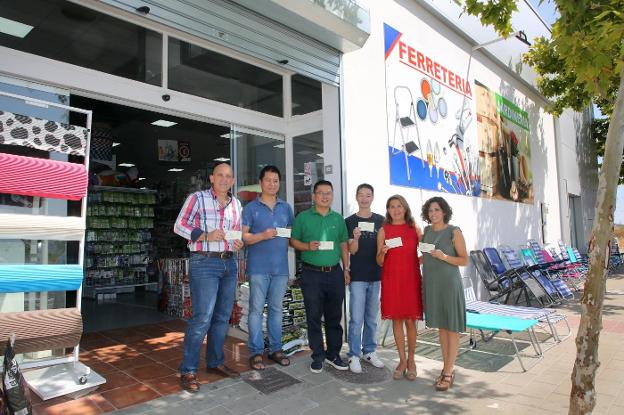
[433, 370, 444, 385]
[393, 365, 406, 380]
[435, 371, 455, 391]
[268, 351, 290, 366]
[249, 354, 265, 370]
[405, 363, 417, 381]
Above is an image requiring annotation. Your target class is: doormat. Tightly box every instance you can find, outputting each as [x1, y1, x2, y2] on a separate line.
[326, 362, 392, 384]
[241, 367, 301, 394]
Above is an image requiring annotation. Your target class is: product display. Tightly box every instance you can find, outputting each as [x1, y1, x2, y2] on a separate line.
[238, 283, 307, 352]
[84, 186, 156, 298]
[156, 258, 192, 319]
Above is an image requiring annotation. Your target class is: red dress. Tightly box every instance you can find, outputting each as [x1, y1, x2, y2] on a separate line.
[381, 223, 423, 320]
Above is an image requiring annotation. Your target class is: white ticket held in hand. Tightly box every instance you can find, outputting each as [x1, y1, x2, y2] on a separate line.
[419, 242, 435, 253]
[319, 241, 334, 250]
[358, 222, 375, 232]
[224, 230, 242, 240]
[276, 227, 291, 238]
[385, 237, 403, 248]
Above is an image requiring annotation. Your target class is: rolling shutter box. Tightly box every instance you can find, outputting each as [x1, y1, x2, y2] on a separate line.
[102, 0, 342, 85]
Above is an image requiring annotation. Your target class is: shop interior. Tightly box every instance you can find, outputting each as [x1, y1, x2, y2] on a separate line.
[70, 95, 232, 332]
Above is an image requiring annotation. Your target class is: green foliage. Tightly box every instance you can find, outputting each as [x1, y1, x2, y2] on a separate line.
[458, 0, 624, 116]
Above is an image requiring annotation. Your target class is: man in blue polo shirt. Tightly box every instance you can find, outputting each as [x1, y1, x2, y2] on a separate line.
[242, 165, 294, 370]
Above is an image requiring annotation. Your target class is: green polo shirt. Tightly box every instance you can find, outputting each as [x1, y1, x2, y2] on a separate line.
[291, 206, 348, 266]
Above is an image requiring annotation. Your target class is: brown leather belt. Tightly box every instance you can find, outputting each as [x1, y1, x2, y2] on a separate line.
[194, 251, 234, 259]
[303, 262, 340, 273]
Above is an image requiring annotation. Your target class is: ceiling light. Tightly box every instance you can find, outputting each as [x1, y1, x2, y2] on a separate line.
[273, 144, 285, 149]
[316, 153, 324, 158]
[118, 163, 135, 167]
[0, 17, 34, 38]
[151, 119, 177, 127]
[168, 168, 184, 172]
[138, 177, 146, 181]
[140, 187, 148, 190]
[214, 157, 230, 162]
[220, 132, 240, 139]
[112, 142, 121, 147]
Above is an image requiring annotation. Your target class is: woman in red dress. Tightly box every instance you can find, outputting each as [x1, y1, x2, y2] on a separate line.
[376, 194, 423, 381]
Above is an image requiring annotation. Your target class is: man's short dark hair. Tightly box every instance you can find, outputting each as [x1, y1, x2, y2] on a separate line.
[259, 165, 281, 181]
[356, 183, 374, 194]
[313, 180, 333, 193]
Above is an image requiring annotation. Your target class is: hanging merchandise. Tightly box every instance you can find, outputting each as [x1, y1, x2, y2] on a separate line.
[0, 110, 88, 156]
[0, 153, 88, 201]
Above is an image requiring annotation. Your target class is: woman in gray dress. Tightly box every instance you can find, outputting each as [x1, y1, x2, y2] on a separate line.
[420, 197, 468, 391]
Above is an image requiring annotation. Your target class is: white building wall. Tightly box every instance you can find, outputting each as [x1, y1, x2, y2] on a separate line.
[341, 0, 569, 292]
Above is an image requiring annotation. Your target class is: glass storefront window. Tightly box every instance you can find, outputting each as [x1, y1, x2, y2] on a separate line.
[0, 0, 162, 86]
[292, 131, 324, 215]
[168, 38, 283, 117]
[234, 129, 286, 205]
[292, 74, 322, 115]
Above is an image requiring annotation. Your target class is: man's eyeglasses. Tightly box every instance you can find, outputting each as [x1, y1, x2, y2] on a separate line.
[314, 191, 333, 197]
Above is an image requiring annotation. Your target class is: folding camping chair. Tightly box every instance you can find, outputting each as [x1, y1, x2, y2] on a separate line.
[392, 86, 424, 181]
[485, 246, 555, 307]
[463, 277, 570, 343]
[469, 250, 518, 304]
[465, 312, 542, 372]
[519, 247, 574, 300]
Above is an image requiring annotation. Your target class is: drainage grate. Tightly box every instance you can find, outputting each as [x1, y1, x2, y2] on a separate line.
[241, 367, 301, 394]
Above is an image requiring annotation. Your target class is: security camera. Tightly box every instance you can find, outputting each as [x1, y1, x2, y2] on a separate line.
[162, 94, 171, 102]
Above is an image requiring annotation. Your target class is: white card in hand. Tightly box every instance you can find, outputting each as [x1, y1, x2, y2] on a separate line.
[319, 241, 334, 250]
[419, 242, 435, 253]
[385, 237, 403, 248]
[224, 230, 242, 240]
[276, 227, 291, 238]
[358, 222, 375, 232]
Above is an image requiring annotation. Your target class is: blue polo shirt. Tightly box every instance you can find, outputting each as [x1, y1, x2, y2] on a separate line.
[242, 196, 294, 275]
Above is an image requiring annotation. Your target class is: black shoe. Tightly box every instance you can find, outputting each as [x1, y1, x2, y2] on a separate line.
[325, 356, 348, 371]
[310, 360, 323, 373]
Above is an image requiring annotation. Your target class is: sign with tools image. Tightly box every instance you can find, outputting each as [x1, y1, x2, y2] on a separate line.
[383, 22, 532, 203]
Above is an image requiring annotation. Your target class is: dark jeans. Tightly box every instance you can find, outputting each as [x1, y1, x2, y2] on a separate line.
[179, 254, 238, 374]
[300, 265, 345, 362]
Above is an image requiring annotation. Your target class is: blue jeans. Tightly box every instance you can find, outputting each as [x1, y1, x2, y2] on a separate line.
[347, 281, 380, 358]
[247, 274, 289, 356]
[179, 254, 238, 374]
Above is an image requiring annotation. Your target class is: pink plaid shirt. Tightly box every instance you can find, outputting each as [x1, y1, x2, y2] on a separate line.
[173, 188, 242, 252]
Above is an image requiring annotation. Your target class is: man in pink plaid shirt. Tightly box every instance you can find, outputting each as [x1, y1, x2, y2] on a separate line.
[174, 162, 244, 393]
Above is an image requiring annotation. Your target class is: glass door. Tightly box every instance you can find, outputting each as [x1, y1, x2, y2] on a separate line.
[292, 131, 324, 215]
[231, 126, 286, 206]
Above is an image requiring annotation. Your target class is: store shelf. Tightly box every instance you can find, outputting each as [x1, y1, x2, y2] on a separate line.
[91, 185, 157, 194]
[83, 282, 157, 299]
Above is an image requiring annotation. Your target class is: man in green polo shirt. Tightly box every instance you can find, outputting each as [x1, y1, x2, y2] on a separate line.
[290, 179, 349, 373]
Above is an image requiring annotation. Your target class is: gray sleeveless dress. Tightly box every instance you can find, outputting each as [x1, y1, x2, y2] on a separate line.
[422, 225, 466, 332]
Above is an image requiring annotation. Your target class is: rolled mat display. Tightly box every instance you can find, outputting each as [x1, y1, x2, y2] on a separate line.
[0, 308, 82, 355]
[0, 264, 83, 293]
[0, 213, 85, 241]
[0, 153, 88, 201]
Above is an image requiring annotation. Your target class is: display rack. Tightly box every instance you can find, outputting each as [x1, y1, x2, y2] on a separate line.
[83, 186, 157, 299]
[0, 89, 105, 400]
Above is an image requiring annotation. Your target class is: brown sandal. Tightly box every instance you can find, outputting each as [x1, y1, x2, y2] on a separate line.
[268, 351, 290, 366]
[406, 362, 417, 381]
[435, 371, 455, 391]
[249, 354, 265, 370]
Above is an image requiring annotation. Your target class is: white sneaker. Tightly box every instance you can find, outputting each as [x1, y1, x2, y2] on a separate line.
[363, 352, 384, 368]
[348, 357, 362, 374]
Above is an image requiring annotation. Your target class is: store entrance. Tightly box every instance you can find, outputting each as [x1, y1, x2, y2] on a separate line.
[70, 95, 231, 332]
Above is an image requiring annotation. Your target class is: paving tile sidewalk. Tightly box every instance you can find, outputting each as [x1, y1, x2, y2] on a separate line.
[109, 275, 624, 414]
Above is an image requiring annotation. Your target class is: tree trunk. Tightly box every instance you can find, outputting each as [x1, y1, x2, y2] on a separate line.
[569, 63, 624, 414]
